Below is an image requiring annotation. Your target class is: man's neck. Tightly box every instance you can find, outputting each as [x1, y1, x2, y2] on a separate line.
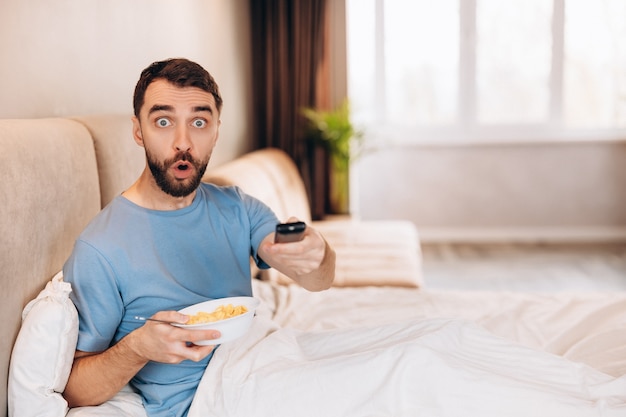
[122, 169, 196, 211]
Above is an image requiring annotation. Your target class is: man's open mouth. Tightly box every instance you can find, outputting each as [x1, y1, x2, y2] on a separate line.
[171, 160, 194, 179]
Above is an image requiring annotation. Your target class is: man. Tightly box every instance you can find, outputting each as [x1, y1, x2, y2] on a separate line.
[62, 58, 335, 417]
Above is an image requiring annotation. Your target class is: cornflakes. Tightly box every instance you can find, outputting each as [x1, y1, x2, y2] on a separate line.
[186, 304, 248, 325]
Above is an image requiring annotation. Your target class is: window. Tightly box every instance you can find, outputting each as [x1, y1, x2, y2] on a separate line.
[346, 0, 626, 143]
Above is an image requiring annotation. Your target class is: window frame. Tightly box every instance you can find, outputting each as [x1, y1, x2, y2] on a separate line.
[348, 0, 626, 145]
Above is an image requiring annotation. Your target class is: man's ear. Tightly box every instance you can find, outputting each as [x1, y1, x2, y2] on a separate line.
[215, 119, 221, 144]
[131, 116, 145, 147]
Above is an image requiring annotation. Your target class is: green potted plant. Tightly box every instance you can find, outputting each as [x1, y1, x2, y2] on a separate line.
[301, 99, 364, 215]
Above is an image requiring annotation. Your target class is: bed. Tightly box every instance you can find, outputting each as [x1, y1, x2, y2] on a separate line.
[189, 279, 626, 416]
[10, 273, 626, 417]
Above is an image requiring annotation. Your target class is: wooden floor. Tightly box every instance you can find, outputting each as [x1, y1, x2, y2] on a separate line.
[420, 242, 626, 292]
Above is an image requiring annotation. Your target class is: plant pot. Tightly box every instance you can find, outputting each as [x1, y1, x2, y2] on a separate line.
[329, 155, 350, 215]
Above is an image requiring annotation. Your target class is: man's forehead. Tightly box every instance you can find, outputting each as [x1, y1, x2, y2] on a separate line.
[143, 79, 217, 113]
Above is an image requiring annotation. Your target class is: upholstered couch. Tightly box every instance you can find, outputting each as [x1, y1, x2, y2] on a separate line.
[0, 115, 422, 416]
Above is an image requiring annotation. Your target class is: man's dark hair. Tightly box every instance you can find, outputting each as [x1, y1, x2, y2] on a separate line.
[133, 58, 223, 117]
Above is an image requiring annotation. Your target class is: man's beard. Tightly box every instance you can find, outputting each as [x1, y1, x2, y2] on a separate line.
[146, 150, 209, 197]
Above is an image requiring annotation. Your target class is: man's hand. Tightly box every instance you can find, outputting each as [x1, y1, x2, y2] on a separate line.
[127, 310, 221, 363]
[259, 217, 335, 291]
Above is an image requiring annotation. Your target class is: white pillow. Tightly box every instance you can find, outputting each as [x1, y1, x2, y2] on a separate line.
[8, 271, 78, 417]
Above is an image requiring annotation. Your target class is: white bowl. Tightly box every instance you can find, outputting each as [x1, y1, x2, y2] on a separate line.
[174, 296, 260, 345]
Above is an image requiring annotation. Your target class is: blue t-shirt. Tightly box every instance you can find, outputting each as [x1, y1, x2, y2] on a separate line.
[63, 183, 279, 417]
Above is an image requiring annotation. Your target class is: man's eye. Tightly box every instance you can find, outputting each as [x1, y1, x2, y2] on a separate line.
[156, 118, 171, 127]
[192, 119, 207, 128]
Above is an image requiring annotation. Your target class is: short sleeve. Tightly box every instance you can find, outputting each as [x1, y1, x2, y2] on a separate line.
[63, 240, 124, 352]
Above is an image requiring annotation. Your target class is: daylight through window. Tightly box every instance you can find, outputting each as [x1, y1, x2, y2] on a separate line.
[346, 0, 626, 143]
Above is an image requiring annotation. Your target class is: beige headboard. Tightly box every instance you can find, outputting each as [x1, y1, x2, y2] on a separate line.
[203, 148, 312, 223]
[0, 118, 101, 415]
[74, 114, 145, 208]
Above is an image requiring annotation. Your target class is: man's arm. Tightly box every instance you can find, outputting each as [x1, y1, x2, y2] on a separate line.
[63, 311, 220, 408]
[290, 237, 335, 290]
[258, 219, 336, 291]
[64, 342, 146, 407]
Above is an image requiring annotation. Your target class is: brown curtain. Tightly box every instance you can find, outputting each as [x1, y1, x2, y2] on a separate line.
[249, 0, 331, 220]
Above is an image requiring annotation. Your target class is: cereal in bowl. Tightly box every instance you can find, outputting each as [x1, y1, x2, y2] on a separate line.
[186, 304, 248, 325]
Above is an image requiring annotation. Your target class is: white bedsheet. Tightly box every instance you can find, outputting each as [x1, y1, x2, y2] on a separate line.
[187, 281, 626, 417]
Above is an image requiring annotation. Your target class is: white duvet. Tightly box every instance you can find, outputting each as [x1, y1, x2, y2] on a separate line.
[66, 281, 626, 417]
[186, 281, 626, 417]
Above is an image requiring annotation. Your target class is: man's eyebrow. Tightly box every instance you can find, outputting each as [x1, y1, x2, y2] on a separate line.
[147, 104, 215, 115]
[148, 104, 173, 115]
[193, 105, 214, 114]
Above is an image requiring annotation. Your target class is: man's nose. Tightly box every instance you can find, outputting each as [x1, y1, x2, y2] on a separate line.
[174, 125, 192, 152]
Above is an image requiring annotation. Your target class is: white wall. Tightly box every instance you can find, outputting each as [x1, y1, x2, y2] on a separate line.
[356, 140, 626, 242]
[0, 0, 252, 166]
